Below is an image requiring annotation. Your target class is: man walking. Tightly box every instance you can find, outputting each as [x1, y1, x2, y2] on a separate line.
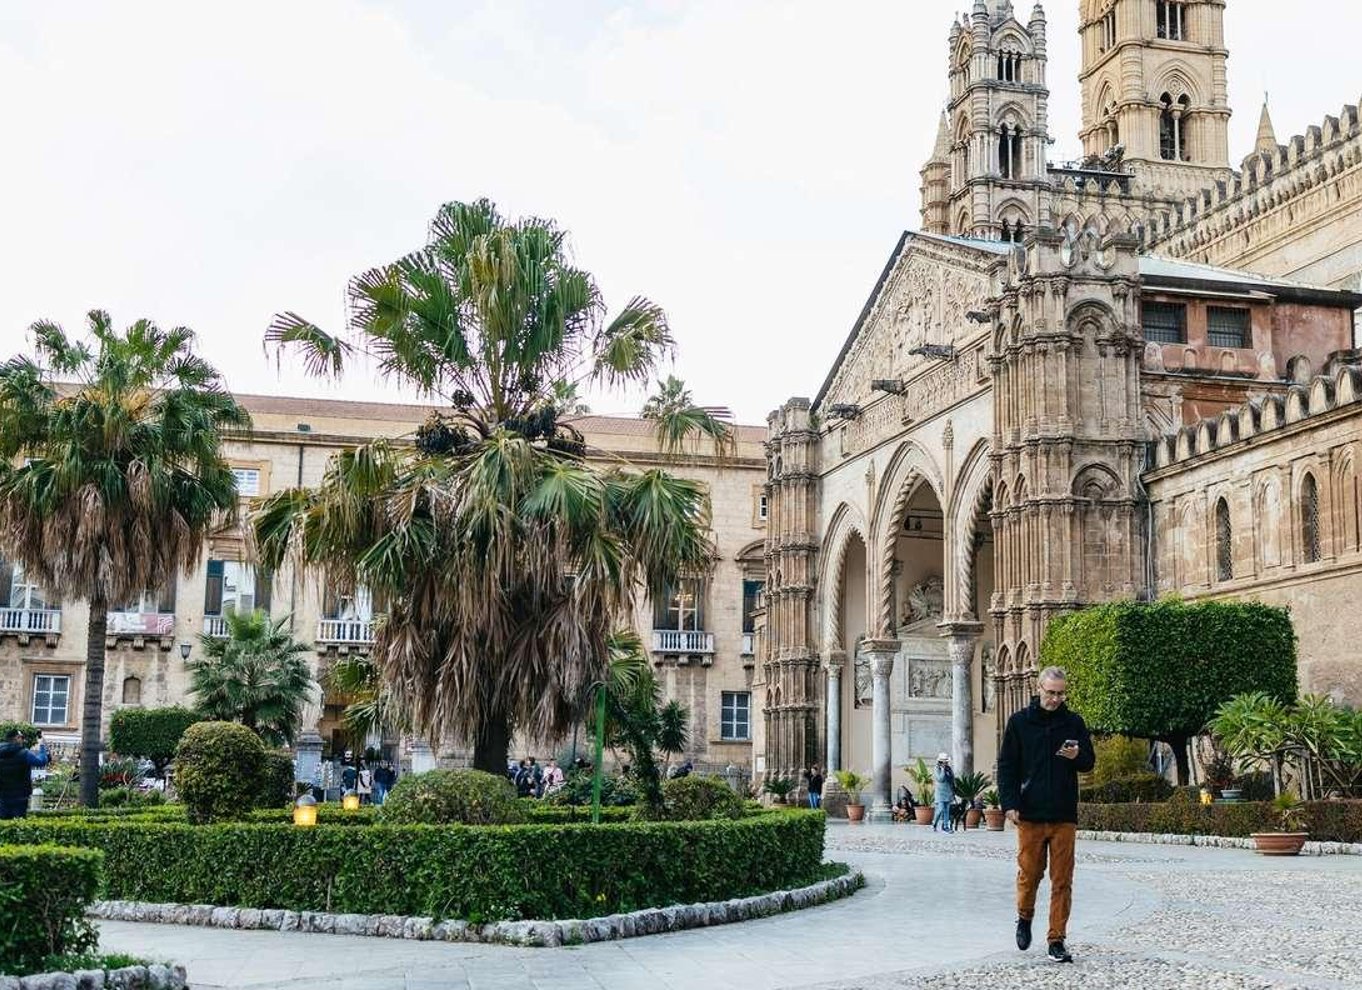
[996, 666, 1095, 964]
[932, 753, 955, 832]
[0, 728, 50, 820]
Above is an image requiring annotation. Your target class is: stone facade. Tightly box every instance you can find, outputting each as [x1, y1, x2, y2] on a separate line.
[0, 396, 767, 772]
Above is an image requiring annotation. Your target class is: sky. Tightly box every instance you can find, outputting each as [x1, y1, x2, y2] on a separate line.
[0, 0, 1356, 424]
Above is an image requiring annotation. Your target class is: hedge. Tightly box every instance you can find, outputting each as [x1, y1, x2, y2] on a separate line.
[1079, 800, 1362, 843]
[0, 844, 103, 975]
[0, 811, 825, 923]
[1078, 773, 1175, 804]
[108, 707, 201, 773]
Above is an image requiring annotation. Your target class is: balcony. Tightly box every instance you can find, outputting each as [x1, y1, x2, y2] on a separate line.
[741, 632, 755, 657]
[107, 611, 174, 636]
[316, 618, 376, 647]
[204, 615, 229, 638]
[651, 629, 714, 655]
[0, 607, 61, 636]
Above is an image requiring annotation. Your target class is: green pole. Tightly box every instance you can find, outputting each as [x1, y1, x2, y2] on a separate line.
[591, 684, 606, 825]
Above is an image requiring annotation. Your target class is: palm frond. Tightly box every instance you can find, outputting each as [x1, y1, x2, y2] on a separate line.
[264, 314, 353, 379]
[641, 375, 736, 463]
[592, 297, 673, 389]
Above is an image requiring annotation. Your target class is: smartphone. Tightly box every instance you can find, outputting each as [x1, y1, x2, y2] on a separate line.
[1056, 739, 1078, 754]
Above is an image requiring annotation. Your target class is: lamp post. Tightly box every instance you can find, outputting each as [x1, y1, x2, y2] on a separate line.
[179, 642, 192, 662]
[293, 794, 318, 827]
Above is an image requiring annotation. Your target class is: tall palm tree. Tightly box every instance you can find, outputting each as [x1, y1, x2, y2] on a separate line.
[0, 313, 250, 805]
[189, 609, 314, 745]
[256, 198, 728, 773]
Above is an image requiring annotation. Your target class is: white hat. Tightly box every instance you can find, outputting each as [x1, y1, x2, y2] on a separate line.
[937, 752, 950, 762]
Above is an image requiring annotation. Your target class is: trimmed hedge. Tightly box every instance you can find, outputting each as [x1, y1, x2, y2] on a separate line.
[1079, 773, 1175, 804]
[108, 706, 201, 773]
[380, 770, 526, 825]
[0, 844, 103, 975]
[653, 776, 745, 821]
[174, 722, 267, 823]
[1079, 799, 1362, 843]
[0, 811, 825, 923]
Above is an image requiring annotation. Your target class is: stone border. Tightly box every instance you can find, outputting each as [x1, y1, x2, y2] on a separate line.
[88, 870, 864, 947]
[1078, 829, 1362, 856]
[0, 964, 188, 990]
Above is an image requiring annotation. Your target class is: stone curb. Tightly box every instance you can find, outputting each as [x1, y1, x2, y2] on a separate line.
[87, 870, 864, 947]
[1077, 829, 1362, 856]
[0, 964, 188, 990]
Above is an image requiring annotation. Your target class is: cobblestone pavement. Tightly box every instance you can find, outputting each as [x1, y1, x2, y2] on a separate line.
[96, 823, 1362, 990]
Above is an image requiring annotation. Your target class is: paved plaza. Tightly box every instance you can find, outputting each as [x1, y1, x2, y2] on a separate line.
[95, 823, 1362, 990]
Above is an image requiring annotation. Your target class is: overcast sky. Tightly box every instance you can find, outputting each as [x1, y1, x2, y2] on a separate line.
[1, 1, 1354, 424]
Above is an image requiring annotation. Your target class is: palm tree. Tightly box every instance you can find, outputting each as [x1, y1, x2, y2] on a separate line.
[0, 313, 250, 806]
[256, 199, 728, 774]
[188, 609, 314, 745]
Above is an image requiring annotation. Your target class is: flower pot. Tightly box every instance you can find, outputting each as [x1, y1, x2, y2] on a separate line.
[1219, 788, 1243, 803]
[965, 808, 983, 830]
[846, 802, 866, 823]
[1250, 831, 1308, 856]
[914, 805, 934, 825]
[984, 808, 1006, 831]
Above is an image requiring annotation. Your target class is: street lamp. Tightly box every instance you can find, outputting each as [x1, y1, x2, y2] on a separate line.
[342, 789, 361, 812]
[178, 642, 192, 661]
[293, 794, 318, 827]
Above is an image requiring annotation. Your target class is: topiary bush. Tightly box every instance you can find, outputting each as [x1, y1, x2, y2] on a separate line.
[255, 750, 296, 809]
[174, 721, 266, 823]
[380, 769, 527, 825]
[1079, 773, 1174, 804]
[655, 775, 745, 821]
[108, 706, 202, 776]
[0, 844, 103, 975]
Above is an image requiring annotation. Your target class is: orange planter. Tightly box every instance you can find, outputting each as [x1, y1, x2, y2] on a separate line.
[984, 808, 1006, 831]
[847, 803, 866, 823]
[914, 805, 934, 825]
[965, 808, 983, 830]
[1250, 831, 1308, 856]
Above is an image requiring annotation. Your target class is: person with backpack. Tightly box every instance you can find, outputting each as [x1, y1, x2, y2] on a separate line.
[0, 728, 49, 820]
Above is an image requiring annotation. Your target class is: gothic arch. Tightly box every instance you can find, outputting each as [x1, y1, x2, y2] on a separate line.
[995, 102, 1032, 130]
[818, 502, 870, 653]
[1151, 61, 1205, 106]
[871, 441, 947, 636]
[992, 27, 1034, 55]
[1071, 462, 1125, 501]
[950, 438, 995, 619]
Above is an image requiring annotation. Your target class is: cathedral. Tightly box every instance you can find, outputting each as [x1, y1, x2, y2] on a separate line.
[755, 0, 1362, 819]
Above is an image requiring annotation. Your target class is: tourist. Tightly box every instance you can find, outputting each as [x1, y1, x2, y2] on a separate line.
[514, 759, 534, 798]
[542, 758, 565, 795]
[804, 764, 824, 809]
[997, 665, 1095, 965]
[341, 759, 358, 794]
[373, 762, 395, 805]
[932, 753, 955, 832]
[357, 763, 373, 805]
[529, 757, 544, 798]
[0, 728, 49, 820]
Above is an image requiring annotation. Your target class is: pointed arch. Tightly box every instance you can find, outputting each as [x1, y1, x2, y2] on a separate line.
[871, 441, 947, 636]
[950, 438, 995, 618]
[818, 502, 870, 653]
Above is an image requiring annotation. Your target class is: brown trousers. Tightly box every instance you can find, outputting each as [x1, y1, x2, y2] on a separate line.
[1015, 820, 1076, 943]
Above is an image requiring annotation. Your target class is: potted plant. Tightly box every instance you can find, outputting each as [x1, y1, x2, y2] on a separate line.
[952, 771, 992, 829]
[834, 770, 869, 823]
[908, 758, 935, 824]
[1250, 792, 1310, 856]
[982, 787, 1006, 831]
[761, 775, 795, 805]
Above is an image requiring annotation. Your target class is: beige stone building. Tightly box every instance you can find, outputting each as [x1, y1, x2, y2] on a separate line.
[0, 395, 768, 773]
[759, 0, 1362, 817]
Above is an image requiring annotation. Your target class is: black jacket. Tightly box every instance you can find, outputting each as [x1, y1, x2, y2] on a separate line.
[996, 698, 1095, 823]
[0, 742, 35, 798]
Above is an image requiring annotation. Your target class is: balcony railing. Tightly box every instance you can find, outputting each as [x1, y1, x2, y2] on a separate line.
[203, 615, 229, 638]
[106, 611, 174, 636]
[741, 632, 755, 656]
[316, 618, 376, 646]
[651, 629, 714, 654]
[0, 607, 61, 635]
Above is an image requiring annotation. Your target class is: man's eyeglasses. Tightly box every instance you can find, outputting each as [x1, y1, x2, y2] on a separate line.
[1040, 689, 1067, 699]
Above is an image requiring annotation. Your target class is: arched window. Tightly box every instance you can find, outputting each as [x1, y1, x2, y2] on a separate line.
[1215, 498, 1232, 581]
[122, 675, 142, 706]
[1302, 473, 1321, 563]
[996, 50, 1022, 83]
[1157, 1, 1186, 41]
[998, 123, 1023, 179]
[1159, 93, 1191, 161]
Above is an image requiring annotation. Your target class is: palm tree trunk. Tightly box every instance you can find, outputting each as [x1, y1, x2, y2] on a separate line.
[79, 600, 109, 808]
[472, 710, 511, 774]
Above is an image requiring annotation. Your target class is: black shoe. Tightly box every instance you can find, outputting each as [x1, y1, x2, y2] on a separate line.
[1047, 940, 1073, 963]
[1015, 917, 1032, 951]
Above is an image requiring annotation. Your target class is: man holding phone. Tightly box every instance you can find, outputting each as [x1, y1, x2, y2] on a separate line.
[0, 727, 50, 820]
[996, 665, 1095, 964]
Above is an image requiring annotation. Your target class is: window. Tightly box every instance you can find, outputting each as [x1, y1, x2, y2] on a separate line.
[323, 585, 374, 621]
[1142, 302, 1187, 344]
[122, 676, 142, 705]
[654, 577, 704, 631]
[721, 691, 751, 741]
[0, 560, 55, 611]
[1215, 498, 1232, 582]
[32, 674, 70, 725]
[757, 493, 768, 522]
[741, 579, 765, 634]
[1157, 1, 1185, 41]
[1207, 307, 1250, 349]
[1099, 9, 1116, 51]
[1000, 220, 1024, 244]
[205, 560, 270, 615]
[995, 50, 1021, 83]
[998, 123, 1022, 179]
[231, 468, 261, 497]
[1302, 473, 1321, 563]
[116, 585, 176, 615]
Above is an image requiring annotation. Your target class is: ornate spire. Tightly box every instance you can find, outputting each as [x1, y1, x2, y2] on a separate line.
[1255, 96, 1279, 155]
[929, 111, 952, 164]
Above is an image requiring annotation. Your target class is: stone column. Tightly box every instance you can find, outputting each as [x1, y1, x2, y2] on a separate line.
[939, 620, 983, 775]
[823, 650, 846, 773]
[294, 729, 324, 786]
[862, 639, 898, 822]
[410, 738, 437, 774]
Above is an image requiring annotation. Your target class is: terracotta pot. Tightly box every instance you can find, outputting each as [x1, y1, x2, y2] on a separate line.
[914, 805, 934, 825]
[846, 803, 866, 823]
[984, 808, 1006, 831]
[1250, 831, 1308, 856]
[965, 808, 983, 830]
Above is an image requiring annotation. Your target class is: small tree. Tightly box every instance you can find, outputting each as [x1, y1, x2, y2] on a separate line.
[1043, 598, 1297, 784]
[188, 610, 313, 745]
[174, 721, 266, 823]
[108, 706, 201, 777]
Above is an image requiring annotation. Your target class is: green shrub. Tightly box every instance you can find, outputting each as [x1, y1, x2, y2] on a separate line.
[256, 750, 296, 809]
[108, 707, 202, 775]
[1086, 736, 1150, 786]
[98, 786, 166, 809]
[174, 721, 266, 823]
[380, 769, 527, 825]
[1078, 799, 1362, 843]
[0, 844, 103, 975]
[656, 775, 745, 821]
[546, 769, 638, 807]
[0, 721, 40, 745]
[0, 812, 826, 922]
[1079, 773, 1174, 804]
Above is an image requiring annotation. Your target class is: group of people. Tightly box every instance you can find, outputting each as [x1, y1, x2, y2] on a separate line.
[326, 753, 397, 805]
[507, 757, 565, 798]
